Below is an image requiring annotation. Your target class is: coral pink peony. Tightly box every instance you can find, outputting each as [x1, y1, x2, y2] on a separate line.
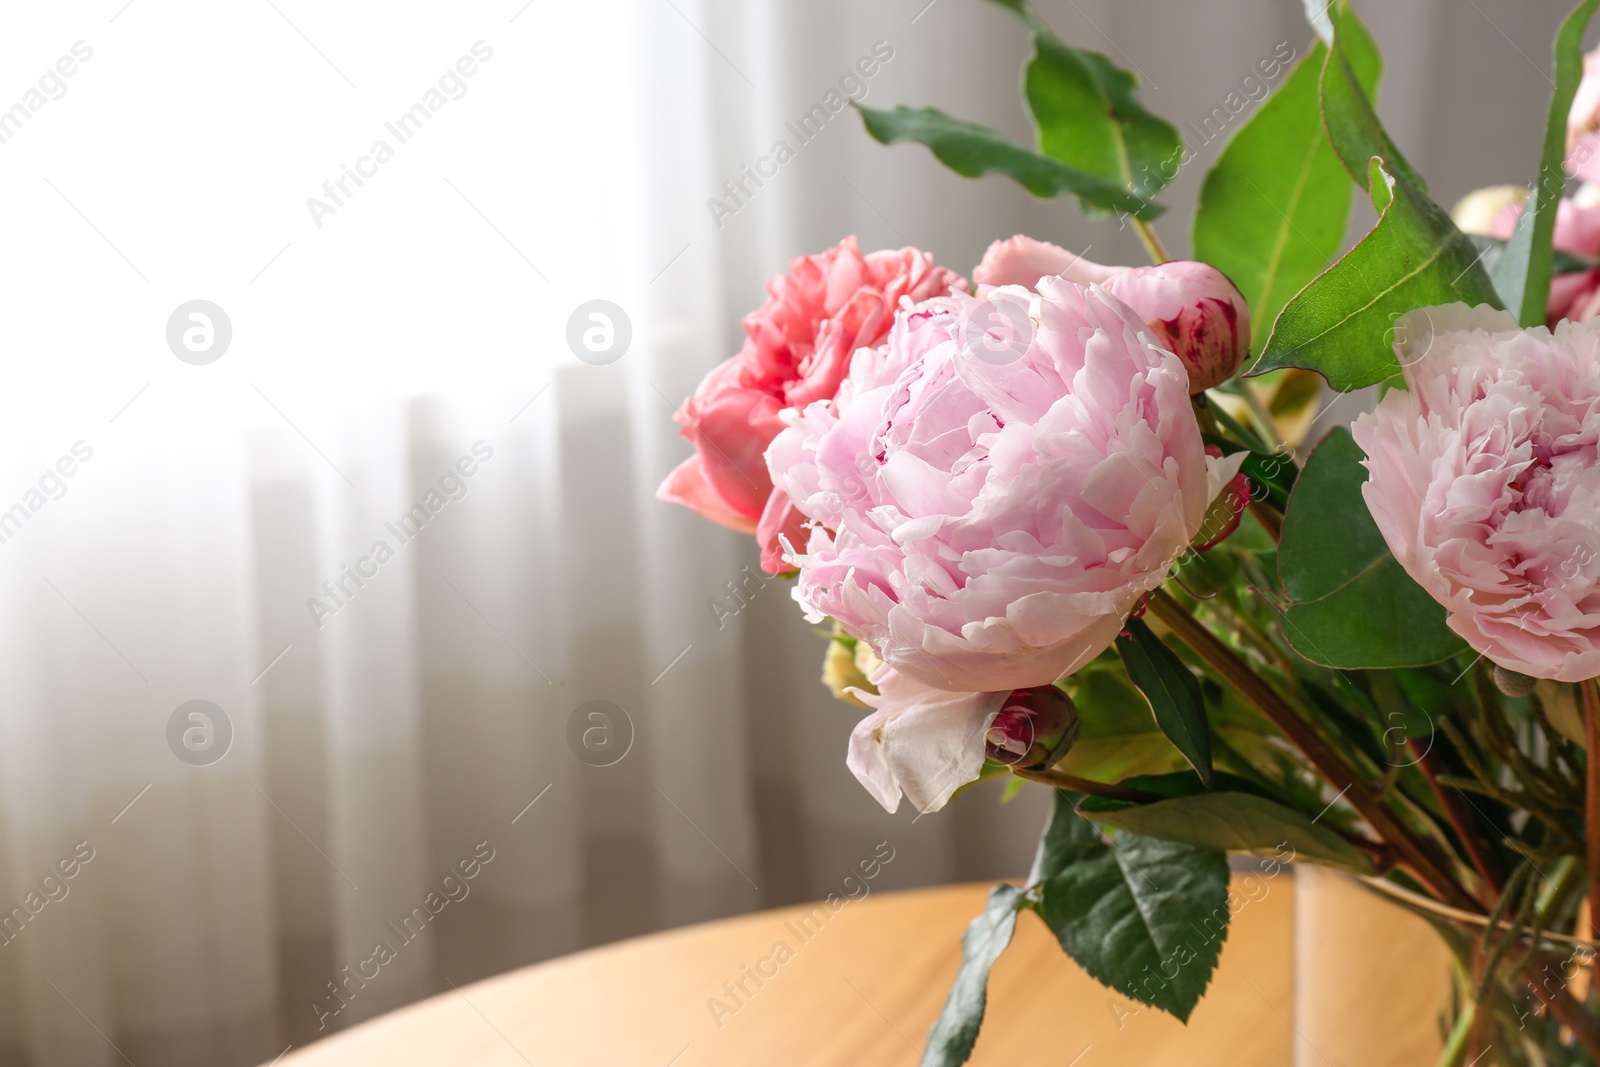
[768, 280, 1243, 695]
[1353, 304, 1600, 682]
[974, 236, 1250, 392]
[657, 237, 965, 573]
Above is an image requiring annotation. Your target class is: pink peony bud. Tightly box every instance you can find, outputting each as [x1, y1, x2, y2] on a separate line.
[973, 237, 1250, 393]
[983, 686, 1081, 771]
[1105, 262, 1252, 393]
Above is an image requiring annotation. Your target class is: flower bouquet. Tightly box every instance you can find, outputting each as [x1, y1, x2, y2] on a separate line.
[660, 2, 1600, 1062]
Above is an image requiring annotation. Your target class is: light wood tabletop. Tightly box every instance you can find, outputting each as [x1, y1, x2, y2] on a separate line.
[266, 873, 1319, 1066]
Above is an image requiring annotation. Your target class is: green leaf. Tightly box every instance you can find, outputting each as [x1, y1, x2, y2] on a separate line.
[1254, 160, 1502, 391]
[1077, 791, 1374, 874]
[1116, 618, 1214, 787]
[920, 885, 1026, 1067]
[1037, 836, 1229, 1022]
[1470, 234, 1598, 278]
[1057, 669, 1192, 781]
[856, 105, 1161, 219]
[1253, 5, 1502, 389]
[1025, 35, 1181, 199]
[1275, 427, 1466, 668]
[1193, 21, 1378, 342]
[1492, 0, 1600, 325]
[1028, 787, 1102, 885]
[1317, 4, 1425, 193]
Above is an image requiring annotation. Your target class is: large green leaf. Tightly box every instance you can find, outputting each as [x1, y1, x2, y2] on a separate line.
[1253, 5, 1502, 390]
[1316, 4, 1426, 193]
[1276, 427, 1466, 667]
[1117, 618, 1214, 787]
[1492, 0, 1600, 325]
[1193, 16, 1378, 342]
[1077, 791, 1374, 874]
[920, 885, 1025, 1067]
[1025, 36, 1181, 198]
[1254, 159, 1502, 391]
[1037, 836, 1229, 1022]
[1027, 787, 1102, 886]
[856, 105, 1160, 219]
[983, 0, 1180, 201]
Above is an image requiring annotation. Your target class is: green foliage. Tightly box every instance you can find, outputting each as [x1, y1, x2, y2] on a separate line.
[919, 885, 1027, 1067]
[1117, 618, 1214, 785]
[857, 105, 1160, 218]
[1036, 835, 1229, 1021]
[1078, 791, 1374, 874]
[1490, 0, 1600, 324]
[1275, 428, 1466, 667]
[858, 0, 1176, 221]
[1193, 11, 1378, 344]
[1253, 7, 1501, 390]
[1024, 35, 1182, 197]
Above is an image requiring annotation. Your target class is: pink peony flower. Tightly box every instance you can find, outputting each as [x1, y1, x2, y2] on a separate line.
[657, 237, 966, 573]
[1457, 190, 1600, 326]
[974, 236, 1250, 392]
[769, 281, 1243, 695]
[1569, 46, 1600, 184]
[1353, 304, 1600, 682]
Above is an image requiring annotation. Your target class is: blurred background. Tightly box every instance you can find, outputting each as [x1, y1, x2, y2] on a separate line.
[0, 0, 1578, 1062]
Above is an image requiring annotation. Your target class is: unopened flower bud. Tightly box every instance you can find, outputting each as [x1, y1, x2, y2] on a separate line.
[1106, 262, 1252, 394]
[1492, 663, 1538, 698]
[984, 686, 1080, 771]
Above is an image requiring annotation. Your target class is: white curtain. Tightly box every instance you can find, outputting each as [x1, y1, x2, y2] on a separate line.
[0, 0, 1573, 1063]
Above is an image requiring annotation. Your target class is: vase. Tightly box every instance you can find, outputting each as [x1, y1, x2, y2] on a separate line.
[1294, 865, 1454, 1065]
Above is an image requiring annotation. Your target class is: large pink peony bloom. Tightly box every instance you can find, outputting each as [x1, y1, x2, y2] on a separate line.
[1353, 304, 1600, 682]
[657, 237, 966, 573]
[768, 280, 1243, 695]
[975, 235, 1250, 391]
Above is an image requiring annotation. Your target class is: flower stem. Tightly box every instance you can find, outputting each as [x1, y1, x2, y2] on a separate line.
[1410, 736, 1503, 908]
[1132, 218, 1171, 265]
[1147, 588, 1478, 912]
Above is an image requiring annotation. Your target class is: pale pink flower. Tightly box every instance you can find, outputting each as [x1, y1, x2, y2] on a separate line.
[658, 237, 965, 572]
[974, 236, 1250, 391]
[769, 281, 1243, 695]
[1353, 303, 1600, 682]
[846, 667, 1010, 813]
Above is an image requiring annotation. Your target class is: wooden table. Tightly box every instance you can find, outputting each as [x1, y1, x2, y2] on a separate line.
[269, 876, 1314, 1066]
